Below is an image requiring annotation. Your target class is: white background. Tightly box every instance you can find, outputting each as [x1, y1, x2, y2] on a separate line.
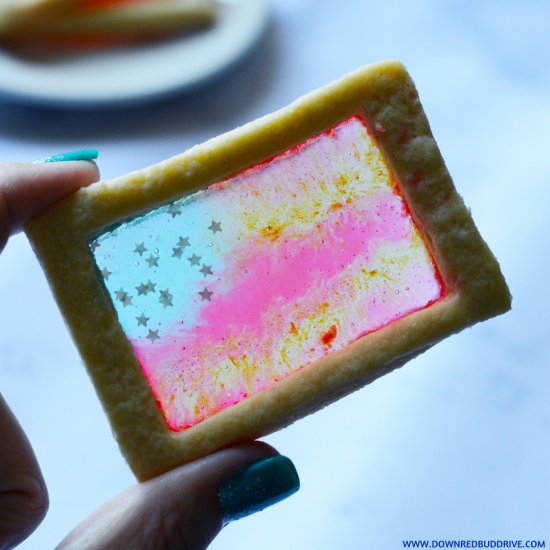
[1, 0, 549, 548]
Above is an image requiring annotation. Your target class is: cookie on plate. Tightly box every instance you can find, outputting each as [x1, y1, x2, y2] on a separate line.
[0, 0, 216, 46]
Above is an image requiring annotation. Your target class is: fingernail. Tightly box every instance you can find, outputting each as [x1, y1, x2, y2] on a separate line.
[33, 149, 99, 163]
[218, 456, 300, 524]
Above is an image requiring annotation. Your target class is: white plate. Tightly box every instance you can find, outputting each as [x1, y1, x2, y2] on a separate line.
[0, 0, 268, 108]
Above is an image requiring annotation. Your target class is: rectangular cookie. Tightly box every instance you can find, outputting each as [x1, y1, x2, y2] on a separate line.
[25, 60, 511, 480]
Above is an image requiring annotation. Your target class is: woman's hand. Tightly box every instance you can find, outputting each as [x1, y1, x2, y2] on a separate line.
[0, 159, 100, 549]
[0, 158, 299, 549]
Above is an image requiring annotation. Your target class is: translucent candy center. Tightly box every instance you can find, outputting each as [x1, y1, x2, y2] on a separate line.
[90, 116, 444, 430]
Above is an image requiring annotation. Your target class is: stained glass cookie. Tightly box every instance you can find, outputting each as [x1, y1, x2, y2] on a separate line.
[26, 60, 511, 480]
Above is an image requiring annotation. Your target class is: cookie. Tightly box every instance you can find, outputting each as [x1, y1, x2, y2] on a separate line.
[26, 60, 511, 480]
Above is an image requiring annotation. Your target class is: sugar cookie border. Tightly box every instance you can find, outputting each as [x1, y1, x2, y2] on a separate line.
[25, 60, 511, 480]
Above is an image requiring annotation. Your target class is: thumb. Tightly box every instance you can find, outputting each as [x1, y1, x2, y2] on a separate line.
[58, 442, 299, 550]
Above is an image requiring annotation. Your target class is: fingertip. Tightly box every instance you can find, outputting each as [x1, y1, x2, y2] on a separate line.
[218, 454, 300, 524]
[151, 442, 297, 547]
[57, 160, 101, 187]
[32, 159, 100, 187]
[0, 160, 100, 240]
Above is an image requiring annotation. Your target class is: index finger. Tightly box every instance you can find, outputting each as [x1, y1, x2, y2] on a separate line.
[0, 160, 100, 252]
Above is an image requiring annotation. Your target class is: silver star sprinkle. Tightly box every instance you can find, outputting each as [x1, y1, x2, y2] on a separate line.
[159, 289, 173, 308]
[115, 288, 133, 306]
[136, 280, 156, 295]
[136, 282, 148, 295]
[146, 254, 159, 268]
[101, 267, 112, 280]
[146, 329, 160, 342]
[172, 246, 183, 259]
[208, 220, 222, 233]
[136, 313, 149, 326]
[199, 264, 213, 277]
[188, 253, 201, 266]
[134, 243, 147, 256]
[178, 236, 190, 248]
[199, 287, 213, 301]
[167, 204, 181, 218]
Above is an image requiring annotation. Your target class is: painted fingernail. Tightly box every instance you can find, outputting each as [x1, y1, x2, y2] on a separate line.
[33, 149, 99, 163]
[218, 456, 299, 524]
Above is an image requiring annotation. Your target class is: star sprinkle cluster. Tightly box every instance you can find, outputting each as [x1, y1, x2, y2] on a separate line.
[90, 213, 223, 341]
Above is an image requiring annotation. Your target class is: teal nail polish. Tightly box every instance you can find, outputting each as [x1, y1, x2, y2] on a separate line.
[34, 149, 98, 163]
[218, 456, 300, 524]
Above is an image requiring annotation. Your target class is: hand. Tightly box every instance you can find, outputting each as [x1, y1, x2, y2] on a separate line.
[0, 159, 299, 550]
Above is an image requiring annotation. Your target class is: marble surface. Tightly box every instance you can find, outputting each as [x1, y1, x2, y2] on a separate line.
[0, 0, 548, 548]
